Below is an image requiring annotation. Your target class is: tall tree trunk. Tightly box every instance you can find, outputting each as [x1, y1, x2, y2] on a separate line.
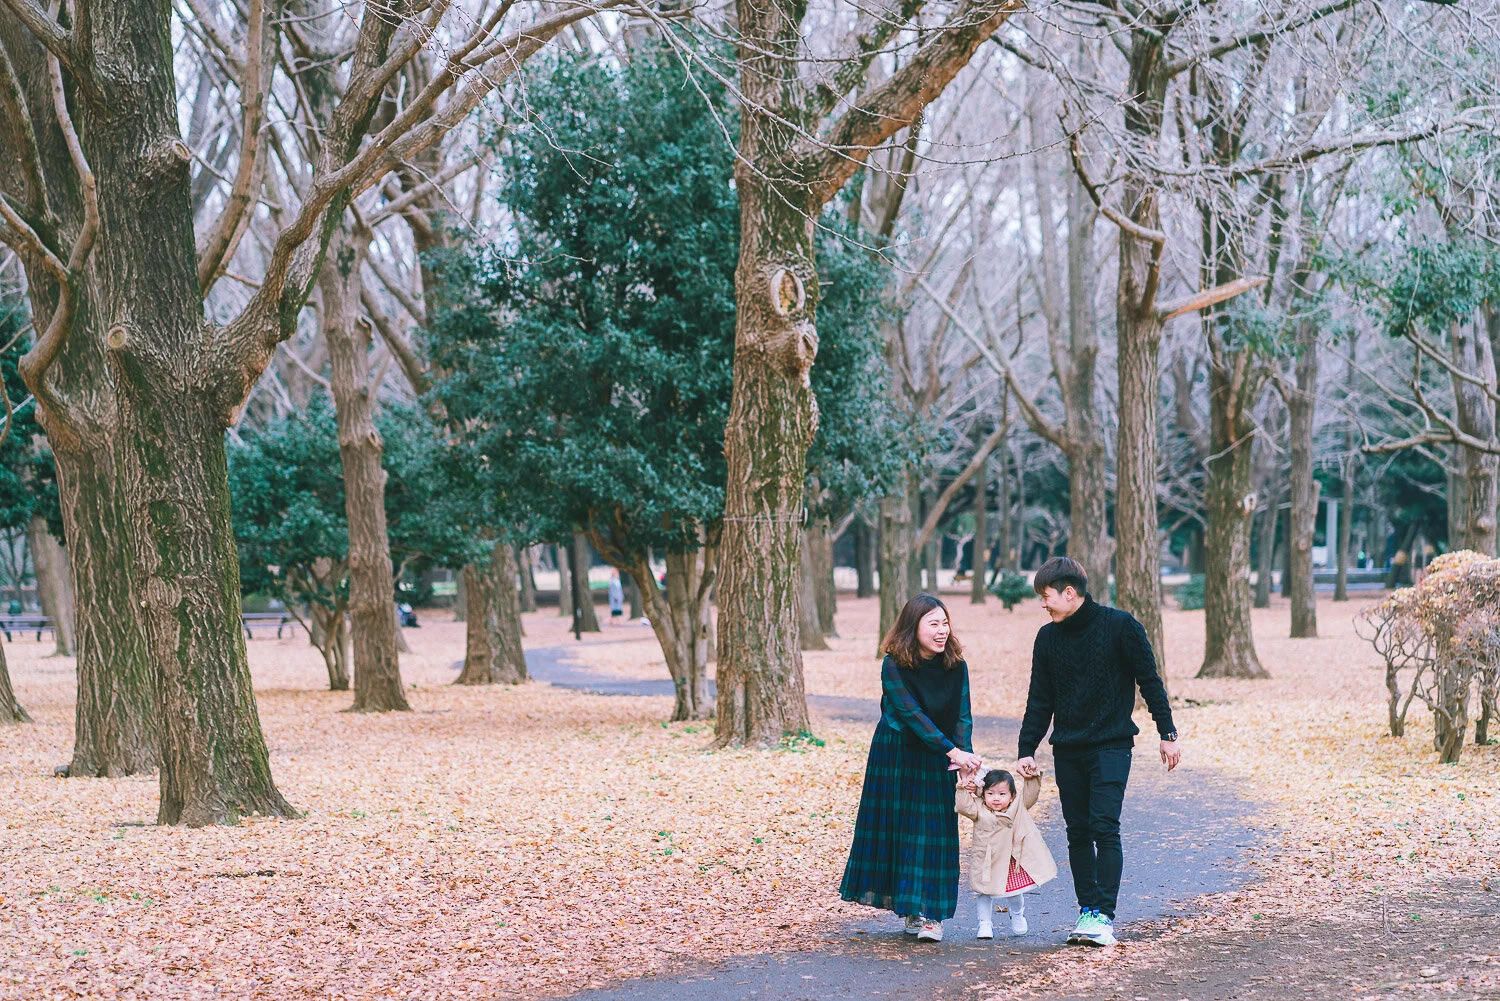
[1287, 324, 1320, 637]
[570, 533, 601, 633]
[877, 485, 913, 648]
[456, 542, 526, 685]
[556, 543, 573, 618]
[798, 526, 830, 651]
[453, 567, 467, 621]
[971, 459, 988, 605]
[27, 516, 75, 656]
[854, 518, 876, 598]
[1198, 365, 1270, 679]
[1115, 303, 1167, 668]
[322, 225, 408, 711]
[712, 129, 816, 745]
[1254, 496, 1278, 609]
[625, 544, 714, 721]
[811, 521, 837, 637]
[54, 448, 156, 776]
[309, 597, 351, 691]
[517, 545, 538, 613]
[623, 568, 644, 620]
[0, 643, 28, 724]
[994, 447, 1012, 580]
[1451, 319, 1499, 556]
[1335, 452, 1355, 603]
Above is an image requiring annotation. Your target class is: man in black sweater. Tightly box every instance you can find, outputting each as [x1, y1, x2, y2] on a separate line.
[1015, 557, 1179, 948]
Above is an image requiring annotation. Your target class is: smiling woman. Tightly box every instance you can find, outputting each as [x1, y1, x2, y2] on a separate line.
[839, 593, 981, 942]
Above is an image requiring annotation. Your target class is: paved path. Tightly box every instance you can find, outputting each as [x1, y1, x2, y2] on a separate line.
[511, 644, 1262, 1001]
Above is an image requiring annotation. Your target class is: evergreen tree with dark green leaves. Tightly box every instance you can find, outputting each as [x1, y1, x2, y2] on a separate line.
[425, 42, 901, 720]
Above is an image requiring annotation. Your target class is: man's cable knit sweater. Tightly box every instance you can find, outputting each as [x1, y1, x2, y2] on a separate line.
[1017, 595, 1176, 758]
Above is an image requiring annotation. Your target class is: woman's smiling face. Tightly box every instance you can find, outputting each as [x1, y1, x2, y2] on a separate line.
[916, 608, 950, 657]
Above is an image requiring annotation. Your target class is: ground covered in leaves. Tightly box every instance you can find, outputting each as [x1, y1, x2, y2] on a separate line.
[2, 592, 1497, 999]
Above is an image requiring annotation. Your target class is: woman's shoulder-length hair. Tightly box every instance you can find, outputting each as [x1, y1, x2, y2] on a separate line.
[880, 592, 964, 669]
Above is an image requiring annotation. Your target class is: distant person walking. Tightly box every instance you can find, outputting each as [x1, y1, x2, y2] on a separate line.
[840, 594, 982, 942]
[607, 570, 625, 625]
[1015, 557, 1180, 948]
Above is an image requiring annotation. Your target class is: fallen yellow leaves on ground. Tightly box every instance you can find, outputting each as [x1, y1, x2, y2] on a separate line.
[2, 593, 1495, 999]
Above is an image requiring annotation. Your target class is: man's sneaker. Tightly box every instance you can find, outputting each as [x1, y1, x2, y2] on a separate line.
[1077, 912, 1117, 947]
[1065, 909, 1096, 945]
[916, 918, 944, 942]
[903, 915, 923, 936]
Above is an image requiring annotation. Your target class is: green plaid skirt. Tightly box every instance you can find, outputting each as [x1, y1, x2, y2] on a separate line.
[839, 721, 960, 920]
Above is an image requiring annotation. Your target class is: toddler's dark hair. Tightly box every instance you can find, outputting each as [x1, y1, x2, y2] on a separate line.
[981, 769, 1016, 797]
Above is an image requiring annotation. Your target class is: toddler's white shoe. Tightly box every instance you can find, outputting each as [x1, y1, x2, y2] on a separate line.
[917, 918, 943, 942]
[1008, 895, 1028, 936]
[976, 898, 993, 939]
[903, 915, 922, 935]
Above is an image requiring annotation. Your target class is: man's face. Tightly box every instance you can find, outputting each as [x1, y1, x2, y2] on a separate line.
[1040, 585, 1083, 623]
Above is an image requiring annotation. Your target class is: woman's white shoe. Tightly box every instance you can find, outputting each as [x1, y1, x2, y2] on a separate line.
[917, 919, 944, 942]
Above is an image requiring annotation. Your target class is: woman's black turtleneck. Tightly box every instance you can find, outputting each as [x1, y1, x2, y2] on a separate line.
[1017, 595, 1175, 757]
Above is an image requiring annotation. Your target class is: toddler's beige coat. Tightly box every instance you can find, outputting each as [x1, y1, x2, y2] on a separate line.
[955, 773, 1058, 896]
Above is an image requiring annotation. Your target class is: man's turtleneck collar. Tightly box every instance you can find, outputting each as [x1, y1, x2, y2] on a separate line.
[1056, 593, 1101, 633]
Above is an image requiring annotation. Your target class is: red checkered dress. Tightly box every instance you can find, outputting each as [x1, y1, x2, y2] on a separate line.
[1005, 858, 1036, 893]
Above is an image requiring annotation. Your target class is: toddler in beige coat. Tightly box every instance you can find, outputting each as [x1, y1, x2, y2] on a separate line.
[956, 768, 1058, 939]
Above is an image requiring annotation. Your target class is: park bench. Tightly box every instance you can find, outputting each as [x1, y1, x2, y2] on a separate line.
[0, 614, 54, 642]
[1312, 568, 1389, 586]
[241, 612, 301, 639]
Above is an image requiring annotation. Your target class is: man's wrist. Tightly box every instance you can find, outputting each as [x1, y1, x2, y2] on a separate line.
[1160, 730, 1179, 743]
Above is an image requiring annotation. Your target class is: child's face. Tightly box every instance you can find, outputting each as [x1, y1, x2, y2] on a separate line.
[983, 783, 1013, 811]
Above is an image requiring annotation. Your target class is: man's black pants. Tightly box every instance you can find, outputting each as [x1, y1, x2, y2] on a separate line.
[1053, 744, 1131, 920]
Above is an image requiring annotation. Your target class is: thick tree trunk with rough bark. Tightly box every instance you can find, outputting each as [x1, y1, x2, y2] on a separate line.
[3, 1, 296, 822]
[1451, 320, 1499, 556]
[1287, 325, 1319, 638]
[878, 486, 913, 648]
[322, 225, 409, 712]
[570, 533, 601, 633]
[0, 643, 28, 723]
[456, 542, 526, 684]
[54, 447, 156, 776]
[855, 519, 876, 598]
[1115, 303, 1166, 664]
[28, 516, 75, 655]
[1198, 363, 1270, 679]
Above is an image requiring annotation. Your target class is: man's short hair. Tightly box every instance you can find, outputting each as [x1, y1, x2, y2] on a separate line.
[1033, 556, 1088, 597]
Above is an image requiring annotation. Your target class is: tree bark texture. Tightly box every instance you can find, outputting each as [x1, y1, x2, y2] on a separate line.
[1287, 324, 1319, 638]
[798, 526, 830, 651]
[854, 518, 876, 598]
[0, 23, 157, 777]
[1254, 499, 1278, 609]
[0, 642, 28, 723]
[570, 533, 601, 633]
[28, 515, 75, 655]
[308, 598, 351, 691]
[517, 545, 537, 613]
[321, 224, 409, 712]
[623, 569, 644, 620]
[1197, 363, 1270, 679]
[556, 543, 573, 618]
[453, 568, 467, 621]
[4, 2, 296, 821]
[1110, 19, 1182, 674]
[877, 485, 913, 649]
[634, 546, 715, 721]
[456, 542, 526, 685]
[1451, 320, 1499, 556]
[811, 522, 837, 638]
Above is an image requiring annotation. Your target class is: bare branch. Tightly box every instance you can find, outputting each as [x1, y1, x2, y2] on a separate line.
[0, 42, 47, 214]
[1162, 0, 1361, 77]
[197, 0, 269, 292]
[1156, 276, 1268, 322]
[365, 255, 426, 327]
[913, 419, 1011, 552]
[0, 0, 72, 74]
[360, 286, 428, 394]
[368, 153, 482, 226]
[16, 40, 99, 443]
[805, 0, 1024, 205]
